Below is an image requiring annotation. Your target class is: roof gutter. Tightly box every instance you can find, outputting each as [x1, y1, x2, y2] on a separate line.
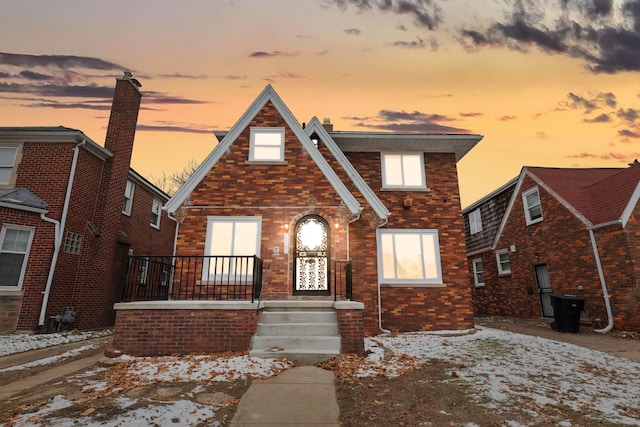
[38, 139, 86, 326]
[587, 223, 617, 334]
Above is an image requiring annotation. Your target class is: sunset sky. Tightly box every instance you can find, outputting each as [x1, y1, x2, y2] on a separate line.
[1, 0, 639, 207]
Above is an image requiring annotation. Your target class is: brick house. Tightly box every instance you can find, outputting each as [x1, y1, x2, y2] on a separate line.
[463, 165, 640, 332]
[0, 74, 176, 332]
[111, 85, 482, 358]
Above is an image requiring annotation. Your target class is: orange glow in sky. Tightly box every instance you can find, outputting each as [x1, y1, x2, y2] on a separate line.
[1, 0, 639, 207]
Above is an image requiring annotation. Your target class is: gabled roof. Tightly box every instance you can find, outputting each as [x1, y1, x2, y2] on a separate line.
[0, 188, 48, 213]
[491, 164, 640, 248]
[526, 166, 640, 227]
[165, 85, 363, 215]
[304, 117, 391, 223]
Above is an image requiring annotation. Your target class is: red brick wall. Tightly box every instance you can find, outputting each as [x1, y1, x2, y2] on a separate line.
[112, 305, 258, 356]
[474, 175, 640, 331]
[345, 151, 474, 334]
[175, 101, 349, 299]
[336, 306, 365, 355]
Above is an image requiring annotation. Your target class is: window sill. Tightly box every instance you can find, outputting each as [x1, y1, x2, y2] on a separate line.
[0, 288, 23, 296]
[525, 218, 543, 226]
[380, 282, 445, 288]
[498, 272, 511, 277]
[381, 187, 430, 192]
[150, 224, 160, 230]
[245, 160, 287, 165]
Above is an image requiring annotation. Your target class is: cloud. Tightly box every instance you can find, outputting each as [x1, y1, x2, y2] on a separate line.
[459, 112, 483, 118]
[156, 73, 209, 79]
[619, 128, 640, 137]
[222, 74, 247, 80]
[0, 82, 115, 98]
[585, 113, 612, 122]
[344, 108, 470, 133]
[19, 70, 54, 81]
[392, 36, 425, 48]
[0, 52, 127, 71]
[143, 91, 210, 105]
[328, 0, 443, 31]
[458, 0, 640, 73]
[617, 107, 639, 122]
[249, 51, 297, 58]
[498, 115, 516, 121]
[563, 92, 617, 112]
[344, 28, 362, 35]
[536, 131, 549, 139]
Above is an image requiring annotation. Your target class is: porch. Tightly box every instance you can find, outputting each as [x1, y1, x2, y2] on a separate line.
[111, 256, 364, 360]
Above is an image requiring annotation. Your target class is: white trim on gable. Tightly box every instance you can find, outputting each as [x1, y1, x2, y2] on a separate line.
[165, 85, 363, 217]
[491, 167, 594, 250]
[621, 181, 640, 228]
[304, 117, 391, 224]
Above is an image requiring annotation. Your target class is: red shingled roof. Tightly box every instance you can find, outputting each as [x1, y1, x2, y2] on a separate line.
[525, 163, 640, 225]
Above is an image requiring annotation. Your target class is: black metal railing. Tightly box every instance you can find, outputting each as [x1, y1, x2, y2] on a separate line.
[121, 255, 264, 302]
[333, 260, 352, 301]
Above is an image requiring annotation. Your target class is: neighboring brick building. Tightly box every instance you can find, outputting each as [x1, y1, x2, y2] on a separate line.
[152, 84, 482, 337]
[463, 165, 640, 332]
[0, 74, 176, 332]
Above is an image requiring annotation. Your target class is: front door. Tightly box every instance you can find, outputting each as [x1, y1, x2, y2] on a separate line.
[294, 215, 330, 295]
[535, 264, 554, 317]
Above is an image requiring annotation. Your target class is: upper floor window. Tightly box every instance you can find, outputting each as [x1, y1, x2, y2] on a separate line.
[249, 127, 285, 162]
[377, 229, 442, 285]
[123, 180, 135, 216]
[0, 225, 34, 289]
[496, 249, 511, 275]
[151, 199, 162, 229]
[522, 187, 542, 225]
[469, 208, 483, 235]
[0, 145, 19, 187]
[472, 258, 484, 286]
[381, 152, 426, 189]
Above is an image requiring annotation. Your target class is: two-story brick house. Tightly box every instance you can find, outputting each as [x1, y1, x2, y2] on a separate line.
[0, 74, 176, 332]
[463, 165, 640, 332]
[111, 85, 483, 358]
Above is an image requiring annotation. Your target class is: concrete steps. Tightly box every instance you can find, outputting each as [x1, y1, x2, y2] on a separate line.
[249, 301, 340, 364]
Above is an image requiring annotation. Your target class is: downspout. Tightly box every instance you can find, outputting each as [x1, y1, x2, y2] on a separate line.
[38, 140, 86, 326]
[375, 216, 390, 333]
[166, 211, 180, 299]
[588, 227, 614, 333]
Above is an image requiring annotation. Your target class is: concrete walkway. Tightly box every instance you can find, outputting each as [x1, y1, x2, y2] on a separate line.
[229, 366, 339, 426]
[0, 335, 111, 400]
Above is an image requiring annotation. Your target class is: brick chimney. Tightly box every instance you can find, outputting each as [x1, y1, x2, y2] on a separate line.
[322, 117, 334, 132]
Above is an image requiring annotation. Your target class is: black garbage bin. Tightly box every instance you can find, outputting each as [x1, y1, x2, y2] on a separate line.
[550, 293, 585, 333]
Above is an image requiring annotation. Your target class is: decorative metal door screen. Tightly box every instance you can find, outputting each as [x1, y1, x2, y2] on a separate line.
[294, 215, 330, 294]
[535, 264, 554, 317]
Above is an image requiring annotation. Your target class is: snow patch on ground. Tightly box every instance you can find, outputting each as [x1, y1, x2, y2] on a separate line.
[0, 344, 98, 372]
[0, 329, 111, 356]
[371, 328, 640, 426]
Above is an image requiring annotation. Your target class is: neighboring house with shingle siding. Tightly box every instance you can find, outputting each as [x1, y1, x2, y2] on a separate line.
[0, 74, 176, 332]
[463, 164, 640, 332]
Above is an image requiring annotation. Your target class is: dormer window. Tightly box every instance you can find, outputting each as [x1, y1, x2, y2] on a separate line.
[381, 152, 426, 189]
[469, 208, 483, 235]
[249, 127, 284, 162]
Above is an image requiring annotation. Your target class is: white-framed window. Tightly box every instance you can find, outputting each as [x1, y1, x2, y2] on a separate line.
[522, 187, 542, 225]
[0, 225, 34, 289]
[122, 180, 135, 216]
[496, 249, 511, 275]
[472, 258, 484, 286]
[204, 216, 262, 280]
[377, 229, 442, 285]
[469, 208, 483, 235]
[249, 127, 285, 161]
[0, 145, 20, 187]
[63, 231, 82, 255]
[381, 152, 426, 189]
[150, 199, 162, 229]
